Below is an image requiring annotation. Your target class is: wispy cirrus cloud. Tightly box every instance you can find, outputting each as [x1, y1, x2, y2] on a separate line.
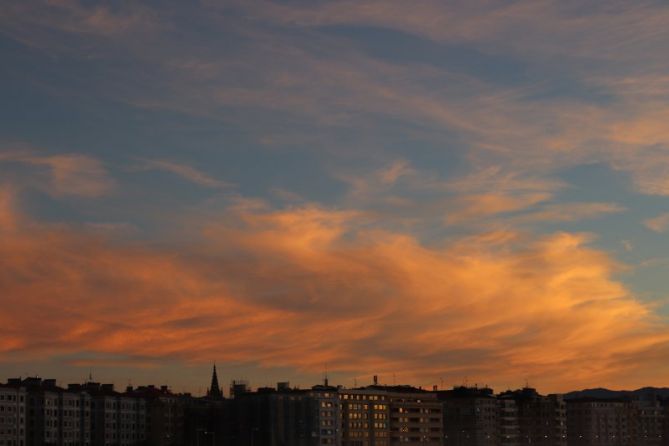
[8, 0, 669, 200]
[336, 160, 619, 230]
[135, 158, 233, 190]
[234, 0, 669, 68]
[0, 0, 163, 46]
[445, 192, 552, 226]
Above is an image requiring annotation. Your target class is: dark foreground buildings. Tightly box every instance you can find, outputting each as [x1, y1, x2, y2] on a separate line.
[3, 369, 669, 446]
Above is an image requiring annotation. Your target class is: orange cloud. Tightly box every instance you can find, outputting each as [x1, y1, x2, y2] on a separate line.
[0, 187, 17, 231]
[2, 190, 669, 392]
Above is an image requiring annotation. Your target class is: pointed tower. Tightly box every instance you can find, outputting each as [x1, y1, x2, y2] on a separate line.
[207, 364, 223, 399]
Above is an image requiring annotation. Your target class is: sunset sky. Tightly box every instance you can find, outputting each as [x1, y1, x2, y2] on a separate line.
[3, 0, 669, 395]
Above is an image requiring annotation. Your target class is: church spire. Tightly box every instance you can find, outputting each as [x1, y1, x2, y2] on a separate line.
[207, 363, 223, 399]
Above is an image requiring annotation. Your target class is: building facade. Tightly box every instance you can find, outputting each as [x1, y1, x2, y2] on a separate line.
[498, 397, 519, 446]
[0, 382, 26, 446]
[499, 388, 566, 446]
[566, 398, 633, 446]
[438, 386, 498, 446]
[339, 388, 390, 446]
[387, 387, 442, 445]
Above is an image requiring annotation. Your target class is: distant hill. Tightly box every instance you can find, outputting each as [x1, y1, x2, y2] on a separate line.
[564, 387, 669, 400]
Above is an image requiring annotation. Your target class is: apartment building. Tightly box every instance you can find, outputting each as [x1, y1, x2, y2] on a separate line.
[498, 397, 519, 446]
[308, 382, 341, 446]
[80, 383, 147, 446]
[339, 387, 391, 446]
[386, 386, 442, 445]
[438, 386, 498, 446]
[499, 388, 566, 446]
[566, 398, 633, 446]
[0, 382, 26, 446]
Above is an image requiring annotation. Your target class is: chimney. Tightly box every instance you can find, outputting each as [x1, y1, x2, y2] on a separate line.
[373, 375, 378, 386]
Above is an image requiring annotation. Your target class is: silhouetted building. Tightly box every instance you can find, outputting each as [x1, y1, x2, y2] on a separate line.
[80, 382, 147, 446]
[182, 395, 230, 446]
[18, 371, 669, 446]
[386, 386, 442, 445]
[24, 377, 62, 446]
[2, 377, 93, 446]
[126, 385, 185, 446]
[498, 397, 520, 446]
[232, 381, 342, 446]
[230, 380, 250, 400]
[499, 388, 566, 446]
[61, 384, 92, 446]
[661, 398, 669, 446]
[0, 380, 27, 446]
[340, 387, 390, 446]
[566, 398, 633, 446]
[438, 386, 498, 446]
[308, 383, 341, 445]
[635, 395, 664, 446]
[207, 365, 223, 400]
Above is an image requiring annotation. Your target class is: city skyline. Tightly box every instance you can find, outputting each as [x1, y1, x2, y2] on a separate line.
[4, 1, 669, 394]
[6, 370, 669, 446]
[6, 367, 669, 399]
